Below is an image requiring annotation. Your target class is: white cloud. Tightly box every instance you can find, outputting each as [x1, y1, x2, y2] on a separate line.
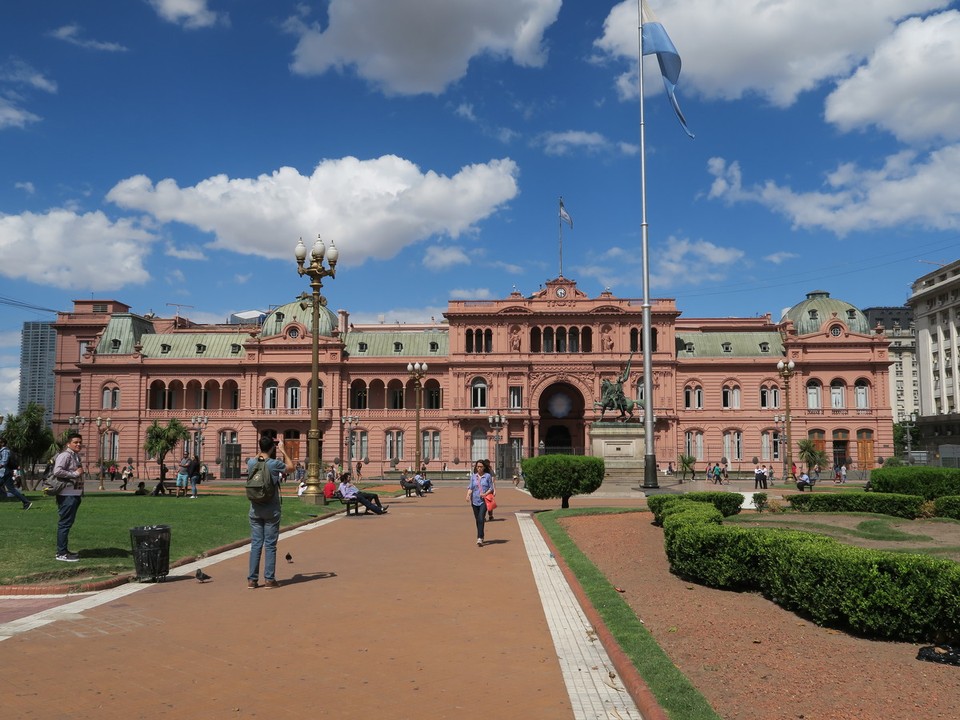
[106, 155, 520, 266]
[14, 181, 35, 194]
[581, 236, 746, 291]
[825, 10, 960, 143]
[0, 364, 19, 420]
[0, 59, 57, 130]
[0, 209, 155, 289]
[707, 147, 960, 235]
[49, 24, 128, 52]
[0, 58, 58, 93]
[0, 98, 41, 130]
[449, 288, 493, 300]
[764, 251, 800, 265]
[284, 0, 562, 95]
[349, 306, 448, 324]
[233, 273, 251, 284]
[594, 0, 948, 107]
[148, 0, 225, 29]
[165, 243, 206, 260]
[538, 130, 610, 156]
[424, 245, 471, 270]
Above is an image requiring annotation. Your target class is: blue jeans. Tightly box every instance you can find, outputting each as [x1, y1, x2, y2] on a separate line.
[248, 502, 281, 582]
[190, 475, 199, 496]
[471, 502, 486, 540]
[56, 495, 83, 555]
[2, 474, 29, 507]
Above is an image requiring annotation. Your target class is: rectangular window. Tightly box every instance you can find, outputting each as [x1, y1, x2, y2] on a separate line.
[509, 386, 522, 409]
[472, 384, 487, 409]
[385, 430, 405, 461]
[425, 387, 441, 410]
[421, 430, 441, 461]
[390, 387, 404, 410]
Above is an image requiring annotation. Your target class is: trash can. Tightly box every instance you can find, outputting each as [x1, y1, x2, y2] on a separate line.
[130, 525, 171, 582]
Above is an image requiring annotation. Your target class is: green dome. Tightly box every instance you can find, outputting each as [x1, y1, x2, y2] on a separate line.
[260, 299, 338, 338]
[783, 290, 870, 335]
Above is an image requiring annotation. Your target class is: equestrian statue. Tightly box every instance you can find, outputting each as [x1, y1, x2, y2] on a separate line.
[594, 354, 637, 422]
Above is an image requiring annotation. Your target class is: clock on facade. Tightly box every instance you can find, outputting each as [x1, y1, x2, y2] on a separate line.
[556, 287, 567, 298]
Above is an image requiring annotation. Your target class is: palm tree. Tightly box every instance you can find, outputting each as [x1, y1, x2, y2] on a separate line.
[3, 403, 55, 489]
[143, 419, 189, 480]
[796, 439, 829, 474]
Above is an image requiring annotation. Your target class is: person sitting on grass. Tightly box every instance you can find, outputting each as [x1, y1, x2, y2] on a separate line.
[134, 481, 149, 495]
[338, 472, 387, 514]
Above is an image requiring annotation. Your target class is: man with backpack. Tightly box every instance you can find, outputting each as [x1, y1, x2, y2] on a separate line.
[52, 432, 85, 561]
[0, 437, 32, 510]
[246, 435, 293, 589]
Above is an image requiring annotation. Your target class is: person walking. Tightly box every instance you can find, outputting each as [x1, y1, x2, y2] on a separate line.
[247, 435, 293, 589]
[468, 459, 494, 547]
[187, 454, 201, 498]
[52, 432, 85, 561]
[486, 467, 498, 521]
[0, 437, 32, 510]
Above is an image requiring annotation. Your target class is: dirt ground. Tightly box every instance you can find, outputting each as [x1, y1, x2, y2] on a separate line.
[561, 511, 960, 720]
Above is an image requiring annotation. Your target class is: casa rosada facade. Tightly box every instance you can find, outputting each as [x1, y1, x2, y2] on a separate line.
[51, 278, 894, 481]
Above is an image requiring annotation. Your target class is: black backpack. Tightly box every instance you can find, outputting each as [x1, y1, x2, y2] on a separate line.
[6, 449, 18, 471]
[245, 458, 277, 504]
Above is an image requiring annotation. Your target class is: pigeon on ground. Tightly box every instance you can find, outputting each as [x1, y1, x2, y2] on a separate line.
[196, 568, 212, 583]
[285, 552, 293, 563]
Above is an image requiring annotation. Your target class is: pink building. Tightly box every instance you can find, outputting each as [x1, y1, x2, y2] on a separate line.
[51, 282, 893, 480]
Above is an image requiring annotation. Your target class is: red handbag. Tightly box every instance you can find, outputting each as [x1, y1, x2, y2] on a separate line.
[484, 494, 497, 511]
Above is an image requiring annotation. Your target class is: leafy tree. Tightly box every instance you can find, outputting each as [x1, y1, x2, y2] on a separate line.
[2, 403, 55, 489]
[892, 422, 919, 458]
[796, 439, 829, 473]
[521, 455, 604, 508]
[143, 419, 189, 479]
[678, 454, 697, 481]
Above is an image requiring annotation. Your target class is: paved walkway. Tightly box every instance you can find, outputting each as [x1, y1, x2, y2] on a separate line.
[0, 487, 652, 719]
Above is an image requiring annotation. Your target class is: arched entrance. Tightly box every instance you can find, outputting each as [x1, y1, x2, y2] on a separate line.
[537, 383, 586, 454]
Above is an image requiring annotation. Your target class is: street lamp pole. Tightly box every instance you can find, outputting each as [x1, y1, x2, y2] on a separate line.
[487, 411, 505, 475]
[407, 362, 428, 475]
[773, 413, 786, 483]
[191, 415, 208, 461]
[295, 235, 338, 504]
[777, 359, 797, 480]
[93, 416, 112, 491]
[904, 411, 918, 463]
[341, 415, 359, 474]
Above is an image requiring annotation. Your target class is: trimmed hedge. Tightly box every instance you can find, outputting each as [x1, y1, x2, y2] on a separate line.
[870, 467, 960, 500]
[647, 491, 743, 525]
[521, 455, 604, 508]
[658, 497, 960, 643]
[934, 496, 960, 520]
[788, 491, 924, 518]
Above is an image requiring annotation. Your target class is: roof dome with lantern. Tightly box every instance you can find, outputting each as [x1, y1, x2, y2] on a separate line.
[782, 290, 870, 335]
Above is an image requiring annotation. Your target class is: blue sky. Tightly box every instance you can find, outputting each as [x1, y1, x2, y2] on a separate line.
[2, 0, 960, 418]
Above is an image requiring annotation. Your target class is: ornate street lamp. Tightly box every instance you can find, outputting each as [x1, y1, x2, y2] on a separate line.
[191, 415, 208, 462]
[94, 416, 112, 490]
[773, 413, 787, 482]
[777, 359, 797, 480]
[407, 362, 428, 475]
[341, 415, 360, 474]
[295, 234, 338, 504]
[487, 411, 506, 474]
[903, 411, 918, 463]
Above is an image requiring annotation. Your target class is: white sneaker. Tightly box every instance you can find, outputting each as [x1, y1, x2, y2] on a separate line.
[56, 553, 80, 563]
[476, 538, 483, 547]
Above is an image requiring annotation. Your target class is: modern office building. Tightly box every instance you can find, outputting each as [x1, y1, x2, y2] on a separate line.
[18, 320, 57, 427]
[908, 259, 960, 445]
[863, 306, 918, 423]
[50, 282, 894, 480]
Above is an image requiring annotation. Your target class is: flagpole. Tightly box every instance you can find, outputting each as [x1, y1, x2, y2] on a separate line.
[638, 0, 658, 489]
[558, 196, 564, 277]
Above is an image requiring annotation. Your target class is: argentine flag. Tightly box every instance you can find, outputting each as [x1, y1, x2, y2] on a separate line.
[641, 0, 694, 138]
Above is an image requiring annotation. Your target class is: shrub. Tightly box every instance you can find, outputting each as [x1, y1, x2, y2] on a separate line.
[869, 467, 960, 500]
[933, 495, 960, 520]
[658, 501, 960, 643]
[788, 491, 924, 518]
[647, 491, 743, 526]
[521, 455, 604, 508]
[753, 493, 769, 513]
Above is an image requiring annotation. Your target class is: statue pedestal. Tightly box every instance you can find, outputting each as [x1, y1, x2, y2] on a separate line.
[590, 422, 645, 487]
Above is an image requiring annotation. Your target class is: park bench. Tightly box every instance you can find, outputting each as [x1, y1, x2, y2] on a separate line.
[399, 478, 422, 497]
[331, 490, 360, 515]
[795, 477, 817, 492]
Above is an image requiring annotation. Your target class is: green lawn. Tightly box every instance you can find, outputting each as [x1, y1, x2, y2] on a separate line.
[0, 492, 340, 586]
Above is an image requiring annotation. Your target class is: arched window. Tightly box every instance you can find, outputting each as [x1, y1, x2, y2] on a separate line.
[556, 327, 568, 353]
[305, 380, 324, 409]
[854, 380, 869, 409]
[630, 328, 640, 352]
[543, 327, 555, 353]
[581, 327, 593, 352]
[465, 329, 474, 353]
[530, 327, 542, 353]
[471, 427, 488, 462]
[760, 384, 780, 409]
[830, 380, 846, 409]
[263, 380, 279, 410]
[471, 378, 487, 409]
[684, 430, 704, 460]
[722, 384, 740, 409]
[723, 430, 743, 461]
[102, 385, 120, 409]
[350, 380, 368, 410]
[569, 327, 580, 353]
[684, 384, 703, 409]
[285, 380, 301, 409]
[806, 380, 822, 410]
[484, 329, 493, 353]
